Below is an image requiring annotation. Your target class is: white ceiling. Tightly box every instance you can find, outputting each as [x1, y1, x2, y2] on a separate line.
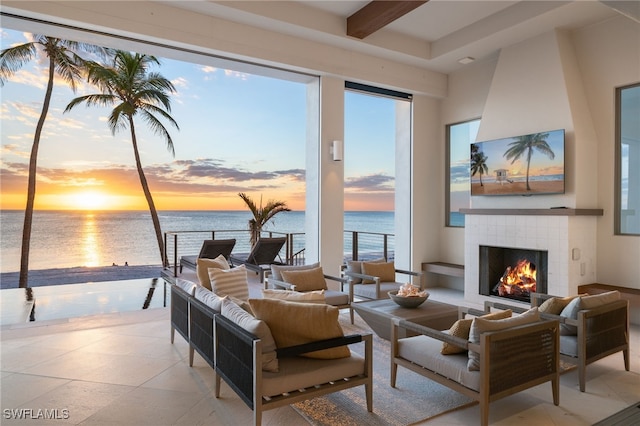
[162, 1, 626, 73]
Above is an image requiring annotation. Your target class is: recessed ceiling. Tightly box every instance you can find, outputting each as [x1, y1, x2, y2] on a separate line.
[160, 1, 621, 73]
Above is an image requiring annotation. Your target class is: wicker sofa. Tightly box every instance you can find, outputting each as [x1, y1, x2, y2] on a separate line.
[169, 280, 373, 426]
[488, 291, 630, 392]
[391, 306, 559, 426]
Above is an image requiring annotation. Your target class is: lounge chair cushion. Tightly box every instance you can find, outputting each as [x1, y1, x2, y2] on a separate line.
[281, 266, 327, 292]
[346, 258, 384, 284]
[196, 255, 230, 290]
[221, 298, 279, 372]
[441, 309, 512, 355]
[399, 334, 481, 391]
[208, 265, 249, 300]
[361, 261, 396, 284]
[467, 307, 540, 371]
[262, 288, 326, 303]
[270, 262, 320, 281]
[249, 298, 350, 360]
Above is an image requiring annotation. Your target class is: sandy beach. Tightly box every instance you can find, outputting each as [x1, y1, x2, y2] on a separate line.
[471, 180, 564, 195]
[0, 265, 163, 289]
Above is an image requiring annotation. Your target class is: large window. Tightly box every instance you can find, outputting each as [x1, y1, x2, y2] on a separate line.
[446, 119, 480, 227]
[616, 83, 640, 235]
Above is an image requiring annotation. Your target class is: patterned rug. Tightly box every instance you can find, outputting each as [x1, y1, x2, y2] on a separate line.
[292, 312, 476, 426]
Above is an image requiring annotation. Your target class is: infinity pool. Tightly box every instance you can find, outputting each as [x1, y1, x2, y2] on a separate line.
[0, 278, 169, 326]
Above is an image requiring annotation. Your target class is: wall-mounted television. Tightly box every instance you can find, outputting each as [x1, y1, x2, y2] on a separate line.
[470, 129, 565, 196]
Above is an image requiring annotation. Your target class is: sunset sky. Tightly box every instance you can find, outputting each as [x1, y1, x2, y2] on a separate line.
[0, 28, 396, 212]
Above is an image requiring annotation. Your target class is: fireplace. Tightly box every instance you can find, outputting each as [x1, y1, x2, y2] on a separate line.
[478, 245, 548, 303]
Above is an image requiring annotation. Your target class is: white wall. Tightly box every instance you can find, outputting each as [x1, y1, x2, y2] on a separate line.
[572, 16, 640, 289]
[443, 16, 640, 289]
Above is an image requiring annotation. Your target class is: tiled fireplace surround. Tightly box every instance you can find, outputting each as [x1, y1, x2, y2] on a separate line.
[462, 209, 603, 307]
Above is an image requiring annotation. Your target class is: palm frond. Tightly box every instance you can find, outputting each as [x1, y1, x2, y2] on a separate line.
[0, 42, 37, 85]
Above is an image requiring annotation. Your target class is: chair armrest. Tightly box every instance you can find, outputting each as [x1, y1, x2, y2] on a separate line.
[276, 334, 366, 358]
[393, 318, 470, 349]
[266, 276, 297, 291]
[343, 270, 379, 282]
[459, 305, 492, 318]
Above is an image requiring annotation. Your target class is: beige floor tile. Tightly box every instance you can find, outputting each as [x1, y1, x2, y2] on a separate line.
[80, 387, 201, 425]
[1, 373, 70, 409]
[22, 350, 180, 387]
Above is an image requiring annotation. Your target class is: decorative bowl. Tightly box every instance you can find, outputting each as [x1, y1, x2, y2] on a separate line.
[388, 290, 429, 308]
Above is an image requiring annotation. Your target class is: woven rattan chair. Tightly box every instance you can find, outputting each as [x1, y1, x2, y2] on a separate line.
[391, 306, 559, 426]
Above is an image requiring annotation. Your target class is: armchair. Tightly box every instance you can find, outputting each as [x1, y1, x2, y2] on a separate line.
[391, 306, 559, 426]
[265, 264, 353, 323]
[343, 259, 424, 303]
[488, 291, 630, 392]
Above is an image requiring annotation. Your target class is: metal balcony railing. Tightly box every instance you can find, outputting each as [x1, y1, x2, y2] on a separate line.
[163, 229, 394, 277]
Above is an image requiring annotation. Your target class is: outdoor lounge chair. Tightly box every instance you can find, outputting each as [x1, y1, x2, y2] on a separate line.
[229, 237, 287, 282]
[180, 239, 236, 273]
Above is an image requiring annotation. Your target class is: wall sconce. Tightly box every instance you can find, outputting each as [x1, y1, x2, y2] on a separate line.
[330, 140, 343, 161]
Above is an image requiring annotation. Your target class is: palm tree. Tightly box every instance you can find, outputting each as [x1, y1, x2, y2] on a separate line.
[470, 148, 489, 187]
[65, 51, 179, 266]
[238, 193, 291, 248]
[504, 132, 554, 190]
[0, 35, 108, 288]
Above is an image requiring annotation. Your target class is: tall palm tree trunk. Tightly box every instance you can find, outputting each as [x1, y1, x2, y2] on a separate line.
[19, 57, 55, 288]
[128, 117, 166, 266]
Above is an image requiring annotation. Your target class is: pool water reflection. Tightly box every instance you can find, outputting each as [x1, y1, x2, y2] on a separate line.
[0, 278, 169, 326]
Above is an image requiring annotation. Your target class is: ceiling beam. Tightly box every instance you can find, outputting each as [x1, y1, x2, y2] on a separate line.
[347, 1, 429, 39]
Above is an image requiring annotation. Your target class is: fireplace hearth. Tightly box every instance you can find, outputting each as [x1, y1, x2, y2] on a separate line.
[479, 245, 548, 303]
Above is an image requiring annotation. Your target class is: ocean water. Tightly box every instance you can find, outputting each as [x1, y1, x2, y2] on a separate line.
[0, 210, 394, 272]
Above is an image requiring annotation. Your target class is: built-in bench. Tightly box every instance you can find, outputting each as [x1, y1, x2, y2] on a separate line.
[421, 262, 464, 288]
[578, 283, 640, 326]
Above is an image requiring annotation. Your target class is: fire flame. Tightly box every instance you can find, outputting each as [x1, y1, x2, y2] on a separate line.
[497, 260, 536, 296]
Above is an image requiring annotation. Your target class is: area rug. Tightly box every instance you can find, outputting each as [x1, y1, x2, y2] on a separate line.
[292, 313, 476, 426]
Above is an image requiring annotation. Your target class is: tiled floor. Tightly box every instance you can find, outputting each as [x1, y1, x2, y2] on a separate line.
[1, 282, 639, 425]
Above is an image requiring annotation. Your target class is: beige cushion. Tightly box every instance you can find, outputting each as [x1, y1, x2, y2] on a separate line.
[175, 278, 197, 296]
[221, 298, 279, 372]
[580, 290, 620, 309]
[194, 286, 225, 311]
[361, 261, 395, 284]
[560, 290, 621, 335]
[539, 296, 577, 315]
[262, 288, 326, 303]
[249, 298, 350, 359]
[208, 265, 249, 300]
[467, 307, 540, 371]
[281, 266, 327, 292]
[441, 309, 512, 355]
[196, 255, 230, 290]
[346, 258, 384, 284]
[270, 262, 320, 281]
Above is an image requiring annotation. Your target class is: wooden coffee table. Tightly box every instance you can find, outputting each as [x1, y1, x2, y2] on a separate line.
[352, 298, 459, 340]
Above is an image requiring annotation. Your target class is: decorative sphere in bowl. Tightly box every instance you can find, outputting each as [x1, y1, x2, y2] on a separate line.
[388, 290, 429, 308]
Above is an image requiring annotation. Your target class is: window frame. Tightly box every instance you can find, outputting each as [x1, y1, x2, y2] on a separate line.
[615, 82, 640, 236]
[445, 118, 480, 228]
